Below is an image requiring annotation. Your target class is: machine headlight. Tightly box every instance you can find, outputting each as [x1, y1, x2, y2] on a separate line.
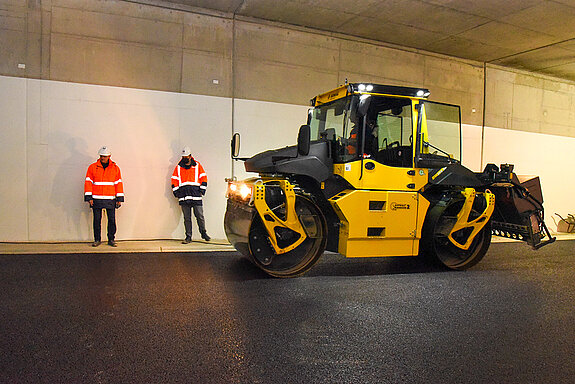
[227, 181, 253, 202]
[239, 183, 252, 200]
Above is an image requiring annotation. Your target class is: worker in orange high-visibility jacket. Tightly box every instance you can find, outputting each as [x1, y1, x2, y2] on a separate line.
[171, 146, 210, 243]
[84, 146, 124, 247]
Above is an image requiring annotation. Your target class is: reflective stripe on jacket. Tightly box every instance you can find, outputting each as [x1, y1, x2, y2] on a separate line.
[171, 159, 207, 206]
[84, 160, 124, 202]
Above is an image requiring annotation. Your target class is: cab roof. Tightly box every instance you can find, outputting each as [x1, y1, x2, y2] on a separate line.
[311, 83, 431, 106]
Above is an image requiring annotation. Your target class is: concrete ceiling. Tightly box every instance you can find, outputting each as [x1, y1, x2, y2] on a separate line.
[139, 0, 575, 82]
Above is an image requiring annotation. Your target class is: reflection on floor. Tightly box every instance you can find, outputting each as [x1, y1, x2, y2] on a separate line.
[2, 233, 574, 255]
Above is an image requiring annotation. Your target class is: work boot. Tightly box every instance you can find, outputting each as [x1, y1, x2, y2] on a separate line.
[201, 232, 211, 242]
[107, 240, 117, 247]
[182, 237, 192, 244]
[92, 241, 101, 247]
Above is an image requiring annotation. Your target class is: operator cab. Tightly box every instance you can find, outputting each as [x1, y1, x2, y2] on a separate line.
[308, 83, 461, 170]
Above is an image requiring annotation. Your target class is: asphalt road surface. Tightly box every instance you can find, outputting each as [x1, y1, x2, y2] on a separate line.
[1, 241, 574, 384]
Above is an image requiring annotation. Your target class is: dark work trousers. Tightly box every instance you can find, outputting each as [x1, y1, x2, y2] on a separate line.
[92, 207, 116, 242]
[181, 204, 207, 238]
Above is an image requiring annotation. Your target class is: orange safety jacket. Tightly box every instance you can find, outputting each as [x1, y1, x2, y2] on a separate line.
[347, 126, 358, 155]
[171, 158, 207, 206]
[84, 160, 124, 202]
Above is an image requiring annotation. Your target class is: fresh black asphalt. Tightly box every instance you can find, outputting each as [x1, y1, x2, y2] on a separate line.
[1, 240, 574, 383]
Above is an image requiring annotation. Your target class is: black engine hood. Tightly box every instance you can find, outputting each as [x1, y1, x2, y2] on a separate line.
[244, 141, 333, 182]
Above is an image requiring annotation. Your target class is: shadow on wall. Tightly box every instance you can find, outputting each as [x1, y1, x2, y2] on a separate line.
[167, 140, 185, 237]
[49, 135, 93, 241]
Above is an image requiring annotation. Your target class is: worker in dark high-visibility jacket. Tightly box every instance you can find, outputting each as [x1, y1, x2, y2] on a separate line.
[171, 146, 211, 243]
[84, 146, 124, 247]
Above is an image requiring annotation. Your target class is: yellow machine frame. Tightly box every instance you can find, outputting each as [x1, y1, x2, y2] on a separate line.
[448, 188, 495, 250]
[252, 180, 307, 255]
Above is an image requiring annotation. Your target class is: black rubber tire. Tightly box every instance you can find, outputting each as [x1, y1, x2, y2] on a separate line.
[420, 198, 492, 270]
[248, 195, 327, 277]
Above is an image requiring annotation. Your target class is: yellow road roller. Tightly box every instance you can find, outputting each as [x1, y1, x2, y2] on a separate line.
[224, 83, 555, 277]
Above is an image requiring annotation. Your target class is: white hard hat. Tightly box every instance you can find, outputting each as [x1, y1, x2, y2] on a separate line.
[98, 146, 111, 156]
[181, 146, 191, 157]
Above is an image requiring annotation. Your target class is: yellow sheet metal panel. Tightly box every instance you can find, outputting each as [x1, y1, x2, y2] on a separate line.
[412, 194, 431, 256]
[333, 160, 428, 191]
[330, 189, 420, 257]
[344, 238, 414, 258]
[314, 85, 349, 105]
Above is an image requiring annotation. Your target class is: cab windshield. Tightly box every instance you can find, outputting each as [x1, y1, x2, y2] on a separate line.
[308, 97, 354, 162]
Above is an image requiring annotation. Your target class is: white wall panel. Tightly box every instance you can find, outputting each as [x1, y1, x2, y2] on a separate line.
[0, 76, 28, 241]
[483, 127, 575, 227]
[4, 76, 232, 241]
[232, 99, 309, 180]
[176, 93, 232, 240]
[461, 123, 483, 172]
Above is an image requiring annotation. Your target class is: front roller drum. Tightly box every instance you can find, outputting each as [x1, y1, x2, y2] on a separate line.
[248, 195, 327, 277]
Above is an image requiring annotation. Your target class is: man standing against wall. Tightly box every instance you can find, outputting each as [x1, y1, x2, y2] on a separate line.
[84, 146, 124, 247]
[171, 146, 211, 243]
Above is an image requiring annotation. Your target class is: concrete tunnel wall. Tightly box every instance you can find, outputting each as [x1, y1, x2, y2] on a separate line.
[2, 73, 575, 242]
[1, 0, 575, 241]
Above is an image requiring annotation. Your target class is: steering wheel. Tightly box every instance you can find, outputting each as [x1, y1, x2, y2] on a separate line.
[387, 141, 400, 149]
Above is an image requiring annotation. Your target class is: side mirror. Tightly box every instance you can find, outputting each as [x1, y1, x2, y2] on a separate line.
[357, 95, 371, 117]
[231, 133, 240, 158]
[297, 125, 310, 156]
